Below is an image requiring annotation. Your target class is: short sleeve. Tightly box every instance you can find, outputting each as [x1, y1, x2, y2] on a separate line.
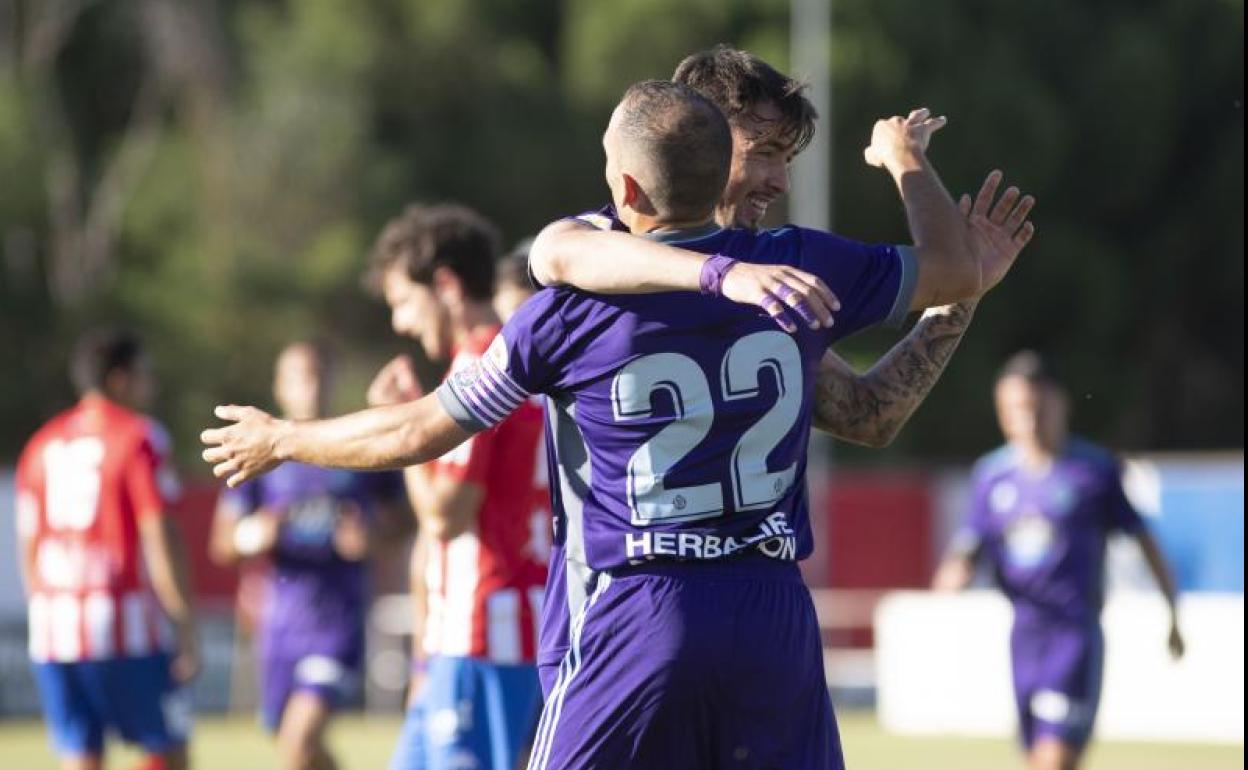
[1104, 458, 1146, 534]
[218, 478, 262, 520]
[437, 288, 575, 433]
[14, 443, 43, 541]
[796, 228, 917, 337]
[948, 466, 996, 559]
[125, 437, 166, 521]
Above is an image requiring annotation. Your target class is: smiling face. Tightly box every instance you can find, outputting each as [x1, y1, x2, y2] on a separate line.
[382, 265, 452, 361]
[716, 99, 796, 229]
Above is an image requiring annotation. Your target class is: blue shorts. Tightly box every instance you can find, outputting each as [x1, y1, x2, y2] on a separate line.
[32, 653, 191, 757]
[389, 655, 542, 770]
[1011, 621, 1105, 749]
[530, 558, 843, 770]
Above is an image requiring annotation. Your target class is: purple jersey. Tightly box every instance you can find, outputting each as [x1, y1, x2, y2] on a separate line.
[220, 463, 372, 652]
[438, 222, 914, 667]
[958, 438, 1145, 627]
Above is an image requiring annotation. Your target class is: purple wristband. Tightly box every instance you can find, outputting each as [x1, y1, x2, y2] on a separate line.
[699, 254, 738, 296]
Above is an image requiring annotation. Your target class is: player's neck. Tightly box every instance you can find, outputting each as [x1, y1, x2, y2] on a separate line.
[623, 210, 716, 237]
[81, 390, 125, 412]
[1016, 437, 1065, 473]
[450, 300, 500, 346]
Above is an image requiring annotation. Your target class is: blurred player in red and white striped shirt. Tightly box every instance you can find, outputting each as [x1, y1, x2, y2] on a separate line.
[364, 205, 549, 770]
[16, 328, 196, 770]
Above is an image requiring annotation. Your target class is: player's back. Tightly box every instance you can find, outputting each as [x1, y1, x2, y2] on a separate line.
[16, 396, 172, 661]
[441, 222, 912, 666]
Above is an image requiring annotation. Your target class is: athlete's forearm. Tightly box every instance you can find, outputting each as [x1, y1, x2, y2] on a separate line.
[1137, 529, 1180, 613]
[530, 221, 703, 293]
[139, 517, 195, 625]
[275, 395, 470, 472]
[889, 153, 979, 309]
[813, 300, 976, 447]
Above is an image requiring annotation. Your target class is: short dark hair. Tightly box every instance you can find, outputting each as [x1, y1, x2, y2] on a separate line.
[70, 328, 144, 395]
[616, 80, 732, 220]
[673, 44, 817, 155]
[997, 350, 1062, 388]
[366, 203, 501, 300]
[496, 238, 535, 291]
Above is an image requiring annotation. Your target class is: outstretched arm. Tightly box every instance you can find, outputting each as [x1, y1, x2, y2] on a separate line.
[529, 219, 840, 333]
[811, 172, 1035, 446]
[201, 393, 473, 488]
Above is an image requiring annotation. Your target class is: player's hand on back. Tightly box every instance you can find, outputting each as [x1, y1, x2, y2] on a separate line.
[959, 170, 1036, 295]
[367, 354, 423, 407]
[719, 262, 842, 333]
[201, 405, 288, 488]
[864, 108, 947, 172]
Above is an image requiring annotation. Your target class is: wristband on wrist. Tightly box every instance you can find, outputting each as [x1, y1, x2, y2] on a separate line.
[699, 254, 738, 296]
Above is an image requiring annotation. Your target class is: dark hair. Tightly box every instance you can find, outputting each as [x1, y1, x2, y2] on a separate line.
[496, 238, 535, 291]
[673, 44, 817, 155]
[997, 350, 1062, 388]
[366, 203, 501, 300]
[71, 328, 144, 395]
[615, 80, 732, 220]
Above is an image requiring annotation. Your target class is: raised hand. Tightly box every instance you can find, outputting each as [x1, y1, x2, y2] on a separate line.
[959, 170, 1036, 295]
[720, 261, 843, 333]
[367, 354, 423, 407]
[201, 404, 287, 488]
[864, 108, 947, 171]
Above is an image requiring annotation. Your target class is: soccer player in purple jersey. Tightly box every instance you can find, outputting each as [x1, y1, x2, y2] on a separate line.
[202, 81, 1032, 768]
[530, 46, 1030, 450]
[933, 351, 1184, 770]
[209, 342, 371, 770]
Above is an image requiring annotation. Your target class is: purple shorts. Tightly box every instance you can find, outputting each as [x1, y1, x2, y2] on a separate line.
[530, 557, 843, 770]
[259, 633, 363, 732]
[1011, 621, 1104, 749]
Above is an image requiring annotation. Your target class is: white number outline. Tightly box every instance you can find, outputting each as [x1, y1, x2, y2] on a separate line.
[611, 333, 803, 525]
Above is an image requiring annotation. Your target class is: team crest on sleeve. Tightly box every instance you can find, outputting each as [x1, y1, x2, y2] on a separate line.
[451, 362, 485, 390]
[486, 334, 509, 371]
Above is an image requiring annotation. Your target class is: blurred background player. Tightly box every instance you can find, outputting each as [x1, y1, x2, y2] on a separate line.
[16, 328, 196, 770]
[932, 350, 1185, 770]
[493, 238, 538, 323]
[363, 204, 548, 770]
[209, 342, 372, 770]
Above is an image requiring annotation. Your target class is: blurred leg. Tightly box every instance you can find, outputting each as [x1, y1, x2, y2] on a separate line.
[277, 691, 338, 770]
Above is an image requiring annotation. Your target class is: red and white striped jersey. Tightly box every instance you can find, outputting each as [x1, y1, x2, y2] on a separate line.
[15, 396, 175, 662]
[421, 326, 550, 663]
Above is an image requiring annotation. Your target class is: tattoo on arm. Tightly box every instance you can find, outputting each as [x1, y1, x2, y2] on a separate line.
[813, 301, 976, 447]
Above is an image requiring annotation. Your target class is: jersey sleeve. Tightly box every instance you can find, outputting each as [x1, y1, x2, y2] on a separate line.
[796, 228, 917, 337]
[1104, 456, 1146, 534]
[948, 465, 996, 560]
[217, 477, 262, 520]
[124, 435, 167, 521]
[14, 442, 43, 543]
[437, 288, 575, 433]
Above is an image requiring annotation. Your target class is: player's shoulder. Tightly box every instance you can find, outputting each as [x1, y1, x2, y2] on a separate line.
[1064, 436, 1121, 472]
[972, 444, 1019, 483]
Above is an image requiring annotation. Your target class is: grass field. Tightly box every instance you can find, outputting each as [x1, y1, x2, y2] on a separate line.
[0, 712, 1242, 770]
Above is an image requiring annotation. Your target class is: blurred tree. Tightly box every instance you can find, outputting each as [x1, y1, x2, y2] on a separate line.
[0, 0, 1241, 467]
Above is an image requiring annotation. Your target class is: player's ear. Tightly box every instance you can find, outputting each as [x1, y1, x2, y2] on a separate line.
[431, 265, 463, 303]
[621, 173, 642, 208]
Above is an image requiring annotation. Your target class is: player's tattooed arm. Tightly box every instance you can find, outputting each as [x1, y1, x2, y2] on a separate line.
[201, 394, 473, 488]
[529, 219, 841, 332]
[813, 300, 977, 448]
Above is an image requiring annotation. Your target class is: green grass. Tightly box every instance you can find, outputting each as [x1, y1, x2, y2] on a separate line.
[0, 712, 1241, 769]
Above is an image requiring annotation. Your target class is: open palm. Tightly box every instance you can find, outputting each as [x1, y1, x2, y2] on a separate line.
[959, 170, 1036, 294]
